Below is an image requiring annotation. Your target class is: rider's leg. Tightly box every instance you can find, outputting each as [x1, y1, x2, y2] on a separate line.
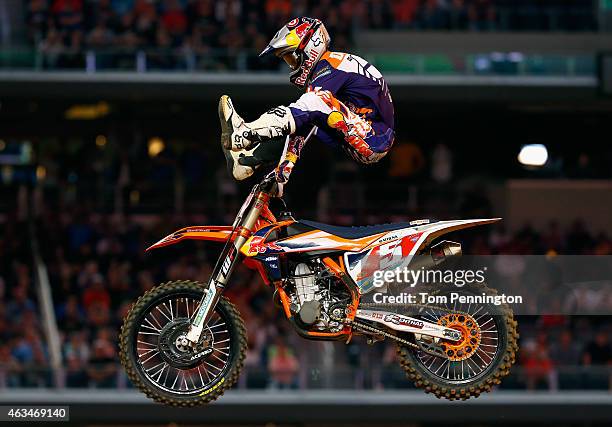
[314, 126, 392, 164]
[291, 91, 395, 164]
[219, 91, 394, 169]
[219, 95, 295, 151]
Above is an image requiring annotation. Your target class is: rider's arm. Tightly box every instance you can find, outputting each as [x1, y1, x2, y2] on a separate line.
[288, 59, 349, 133]
[275, 134, 307, 184]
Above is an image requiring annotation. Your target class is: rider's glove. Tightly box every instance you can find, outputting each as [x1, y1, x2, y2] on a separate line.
[273, 134, 304, 184]
[287, 135, 306, 159]
[275, 158, 295, 184]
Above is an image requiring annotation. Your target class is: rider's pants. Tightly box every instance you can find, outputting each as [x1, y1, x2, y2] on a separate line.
[288, 89, 394, 164]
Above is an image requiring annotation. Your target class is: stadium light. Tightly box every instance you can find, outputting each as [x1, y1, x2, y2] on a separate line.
[148, 137, 165, 157]
[36, 165, 46, 180]
[65, 102, 110, 120]
[518, 144, 548, 167]
[96, 135, 107, 147]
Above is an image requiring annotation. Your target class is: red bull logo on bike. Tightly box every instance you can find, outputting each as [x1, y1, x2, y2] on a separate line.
[242, 236, 284, 256]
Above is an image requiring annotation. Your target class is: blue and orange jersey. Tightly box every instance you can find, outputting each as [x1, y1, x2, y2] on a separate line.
[307, 51, 394, 131]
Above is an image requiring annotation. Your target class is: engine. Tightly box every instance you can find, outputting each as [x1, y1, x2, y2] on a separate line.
[285, 259, 350, 333]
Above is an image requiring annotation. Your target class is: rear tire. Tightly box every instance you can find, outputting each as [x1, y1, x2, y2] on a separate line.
[396, 284, 518, 400]
[119, 280, 246, 406]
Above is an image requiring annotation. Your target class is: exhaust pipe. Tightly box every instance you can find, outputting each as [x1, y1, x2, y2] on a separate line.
[407, 240, 462, 271]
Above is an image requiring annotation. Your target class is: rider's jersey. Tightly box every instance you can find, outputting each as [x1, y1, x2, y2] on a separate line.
[307, 51, 394, 131]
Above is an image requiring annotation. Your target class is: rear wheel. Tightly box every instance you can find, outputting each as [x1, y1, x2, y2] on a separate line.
[396, 284, 518, 400]
[119, 280, 246, 406]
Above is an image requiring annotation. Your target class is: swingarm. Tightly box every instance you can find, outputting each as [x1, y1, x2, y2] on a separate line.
[355, 309, 462, 341]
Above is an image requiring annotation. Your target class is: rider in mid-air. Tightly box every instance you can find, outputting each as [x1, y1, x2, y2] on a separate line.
[219, 17, 395, 184]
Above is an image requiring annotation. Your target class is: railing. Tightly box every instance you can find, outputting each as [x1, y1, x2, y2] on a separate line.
[1, 363, 610, 391]
[366, 52, 596, 76]
[0, 48, 596, 77]
[493, 6, 599, 32]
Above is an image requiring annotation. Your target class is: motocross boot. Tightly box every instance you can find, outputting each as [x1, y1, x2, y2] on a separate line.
[221, 136, 286, 181]
[218, 95, 295, 152]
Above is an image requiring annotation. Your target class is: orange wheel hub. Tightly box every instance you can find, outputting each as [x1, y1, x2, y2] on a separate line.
[437, 313, 481, 361]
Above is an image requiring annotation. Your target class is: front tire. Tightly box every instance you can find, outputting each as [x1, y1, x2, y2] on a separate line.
[119, 280, 246, 406]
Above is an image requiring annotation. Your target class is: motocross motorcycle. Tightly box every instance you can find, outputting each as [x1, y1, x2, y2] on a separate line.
[119, 131, 518, 406]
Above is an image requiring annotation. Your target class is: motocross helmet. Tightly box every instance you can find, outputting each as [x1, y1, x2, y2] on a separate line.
[260, 17, 331, 89]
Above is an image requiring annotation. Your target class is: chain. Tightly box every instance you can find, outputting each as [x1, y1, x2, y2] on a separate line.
[350, 319, 419, 349]
[357, 301, 472, 317]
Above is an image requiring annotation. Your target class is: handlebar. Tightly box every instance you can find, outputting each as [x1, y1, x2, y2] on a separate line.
[258, 125, 318, 197]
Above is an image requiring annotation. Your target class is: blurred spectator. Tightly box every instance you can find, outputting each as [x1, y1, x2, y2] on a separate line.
[86, 328, 118, 388]
[161, 0, 188, 44]
[56, 295, 86, 333]
[26, 0, 50, 43]
[468, 0, 496, 31]
[267, 336, 299, 389]
[63, 331, 90, 387]
[391, 0, 420, 28]
[416, 0, 449, 29]
[23, 0, 598, 71]
[582, 330, 612, 366]
[388, 142, 425, 178]
[521, 334, 554, 390]
[449, 0, 469, 29]
[6, 285, 36, 323]
[550, 330, 581, 367]
[431, 143, 452, 183]
[10, 330, 49, 387]
[369, 0, 394, 29]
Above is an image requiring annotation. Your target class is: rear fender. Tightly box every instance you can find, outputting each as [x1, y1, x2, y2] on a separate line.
[412, 218, 501, 254]
[146, 226, 235, 251]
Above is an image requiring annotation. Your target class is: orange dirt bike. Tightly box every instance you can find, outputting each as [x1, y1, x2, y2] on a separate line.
[119, 132, 518, 406]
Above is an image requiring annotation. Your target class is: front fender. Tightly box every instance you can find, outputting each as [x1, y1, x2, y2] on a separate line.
[146, 226, 234, 251]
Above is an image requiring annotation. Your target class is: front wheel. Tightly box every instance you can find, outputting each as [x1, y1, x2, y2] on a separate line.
[396, 284, 518, 400]
[119, 280, 246, 406]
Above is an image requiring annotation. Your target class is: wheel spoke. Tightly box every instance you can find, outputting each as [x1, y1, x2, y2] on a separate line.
[145, 361, 165, 373]
[415, 301, 502, 384]
[148, 314, 164, 330]
[156, 306, 172, 323]
[167, 302, 174, 320]
[134, 293, 234, 396]
[141, 351, 160, 365]
[137, 348, 158, 357]
[209, 321, 226, 329]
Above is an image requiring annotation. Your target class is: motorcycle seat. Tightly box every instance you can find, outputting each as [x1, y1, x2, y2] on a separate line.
[298, 219, 413, 240]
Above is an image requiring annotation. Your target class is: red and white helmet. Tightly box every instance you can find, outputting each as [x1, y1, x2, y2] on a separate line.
[260, 17, 331, 89]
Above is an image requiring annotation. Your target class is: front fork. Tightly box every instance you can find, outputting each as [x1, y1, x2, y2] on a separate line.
[185, 190, 270, 344]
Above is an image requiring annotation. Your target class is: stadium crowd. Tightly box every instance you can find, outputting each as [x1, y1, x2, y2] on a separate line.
[24, 0, 598, 69]
[1, 206, 611, 389]
[1, 130, 611, 389]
